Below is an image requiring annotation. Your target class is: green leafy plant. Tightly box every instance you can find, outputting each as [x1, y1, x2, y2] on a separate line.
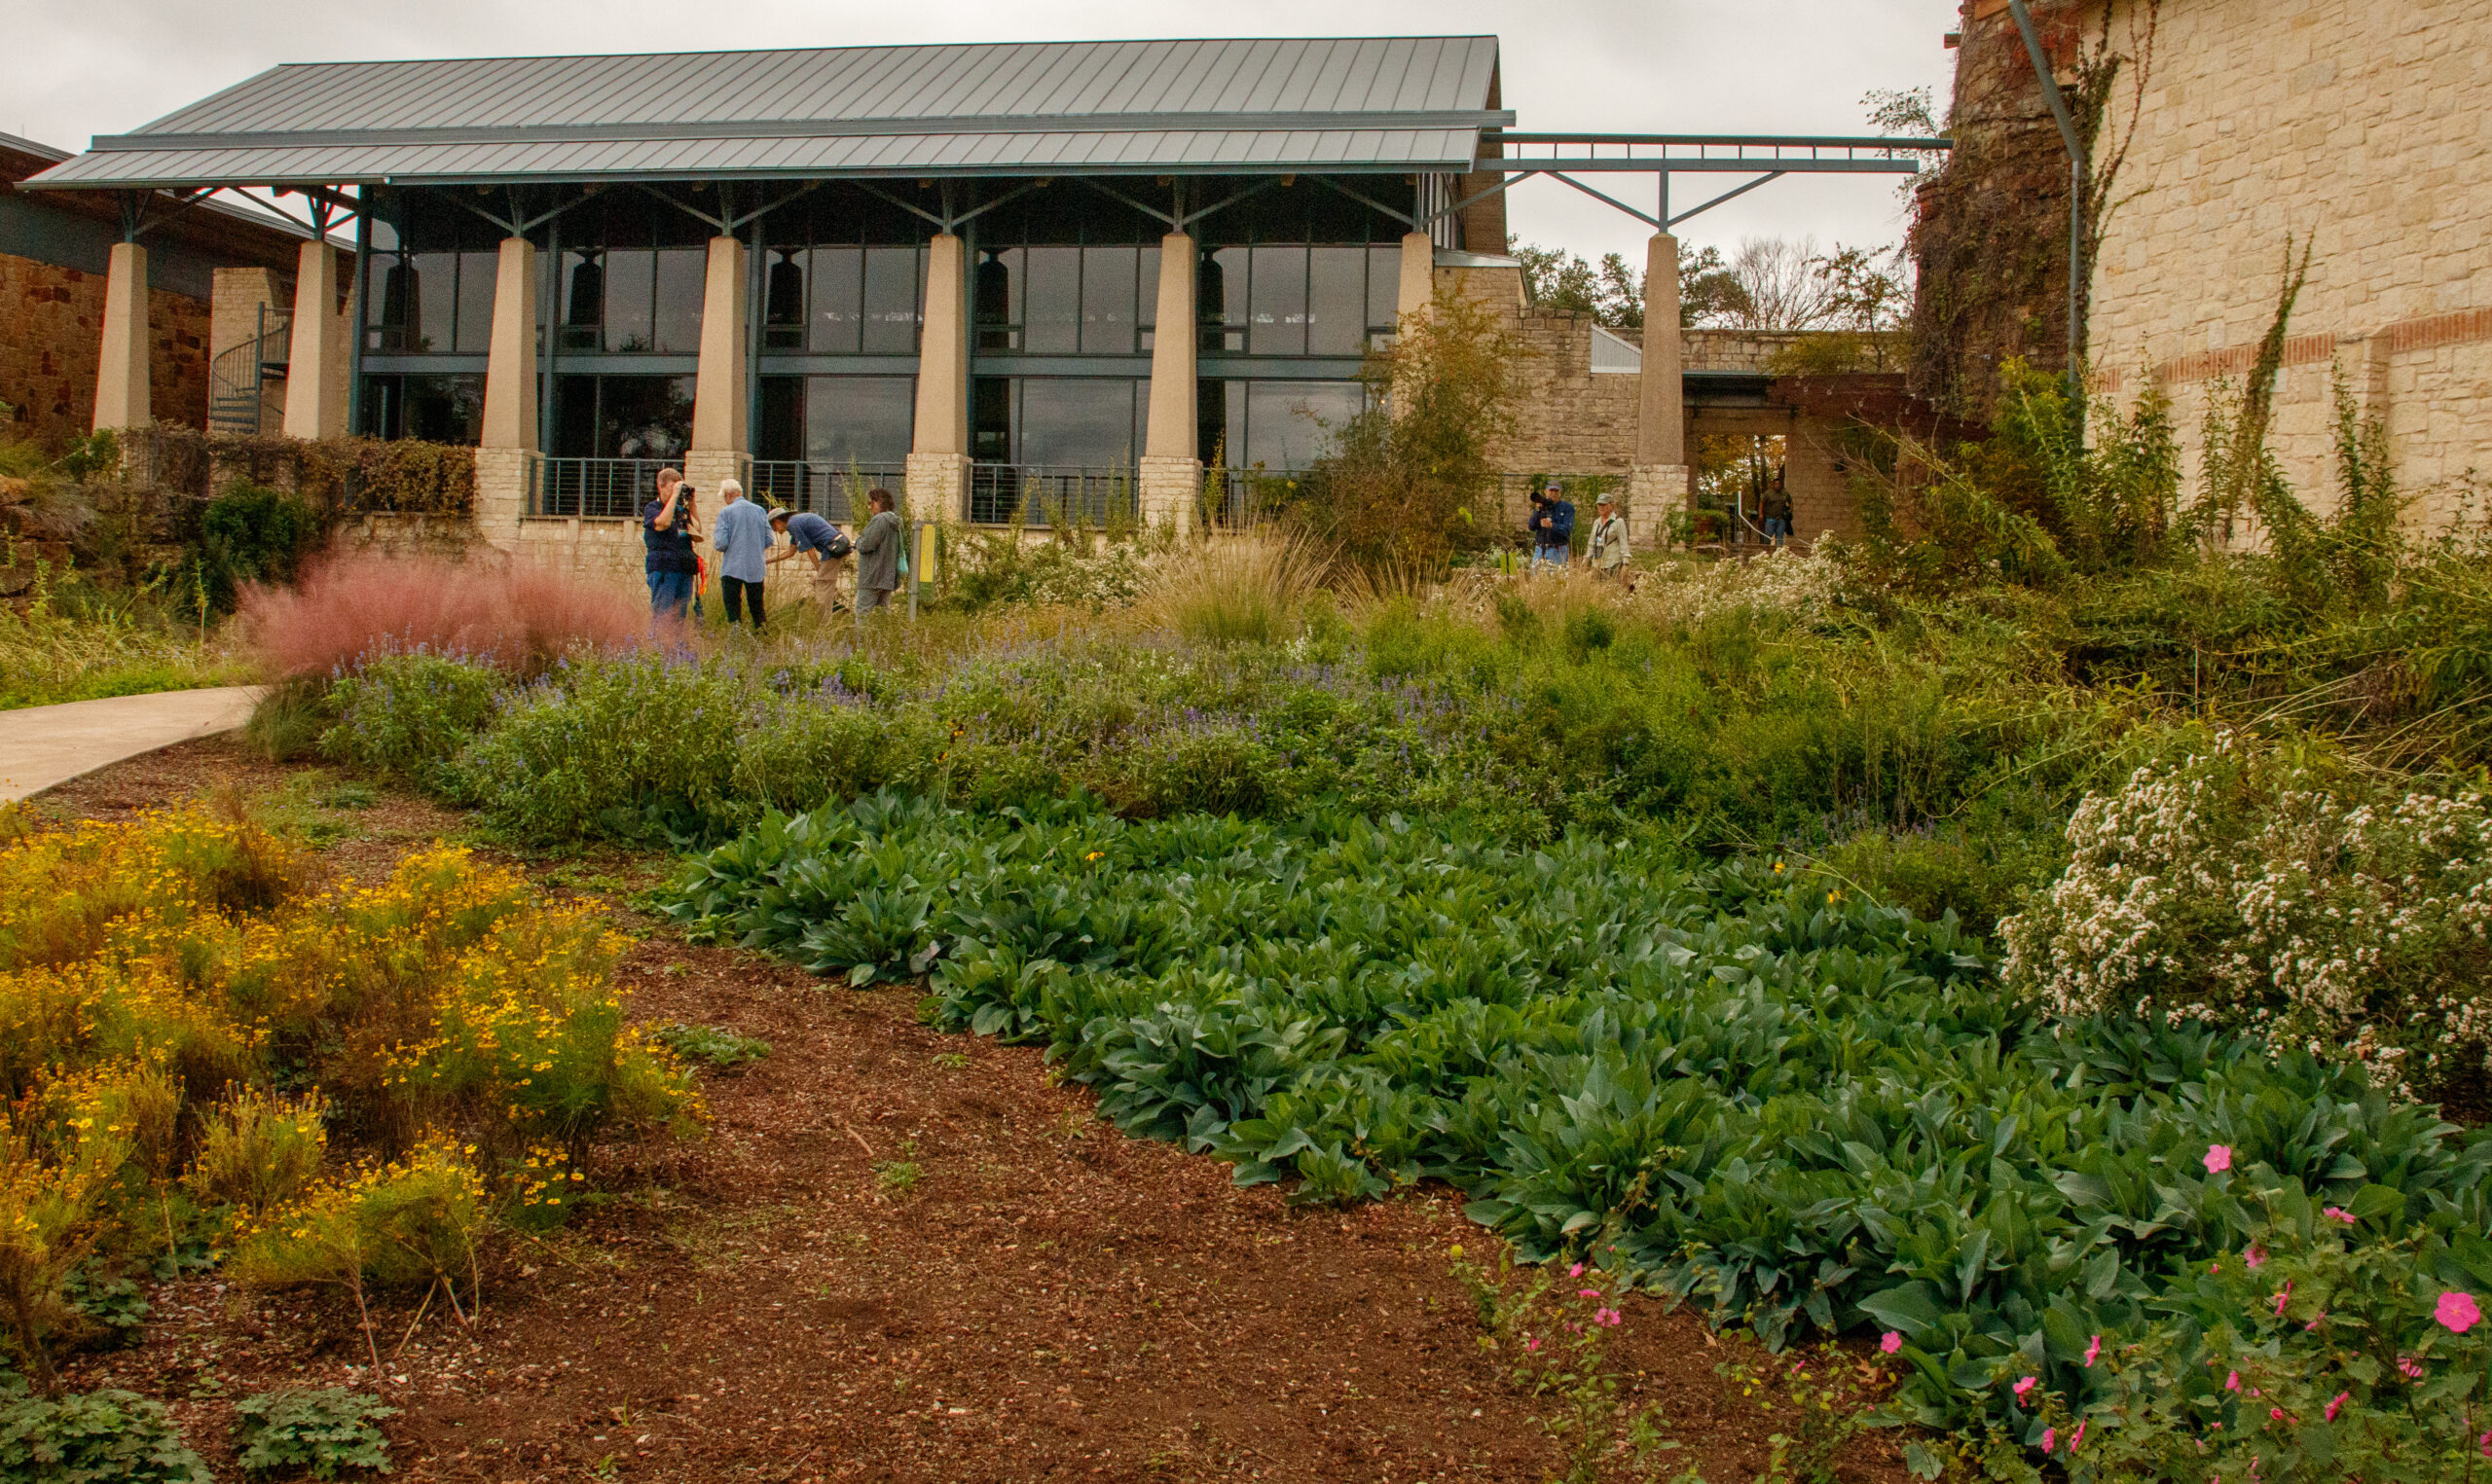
[653, 1024, 772, 1070]
[232, 1388, 396, 1479]
[0, 1389, 212, 1483]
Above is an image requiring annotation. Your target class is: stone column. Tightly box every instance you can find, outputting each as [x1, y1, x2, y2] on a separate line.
[474, 236, 539, 548]
[1395, 231, 1435, 327]
[903, 232, 971, 525]
[1138, 231, 1201, 534]
[684, 235, 750, 496]
[1631, 232, 1692, 549]
[282, 240, 349, 440]
[92, 241, 151, 432]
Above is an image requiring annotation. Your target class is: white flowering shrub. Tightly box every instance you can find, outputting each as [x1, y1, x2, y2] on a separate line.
[1630, 546, 1844, 628]
[2000, 734, 2492, 1099]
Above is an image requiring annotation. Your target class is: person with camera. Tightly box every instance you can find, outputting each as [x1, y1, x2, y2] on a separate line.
[768, 505, 855, 610]
[641, 468, 701, 621]
[1527, 479, 1575, 574]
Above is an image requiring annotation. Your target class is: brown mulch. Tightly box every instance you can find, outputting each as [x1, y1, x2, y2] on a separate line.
[39, 736, 1914, 1484]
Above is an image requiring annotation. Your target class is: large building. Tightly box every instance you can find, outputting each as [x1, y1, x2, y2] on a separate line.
[28, 36, 1929, 566]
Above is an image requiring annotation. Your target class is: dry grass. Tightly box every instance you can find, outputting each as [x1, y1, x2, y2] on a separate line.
[1139, 530, 1333, 647]
[238, 553, 650, 677]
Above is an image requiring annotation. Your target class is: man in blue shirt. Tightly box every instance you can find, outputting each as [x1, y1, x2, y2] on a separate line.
[769, 507, 853, 610]
[709, 478, 775, 630]
[1529, 479, 1575, 573]
[641, 469, 700, 620]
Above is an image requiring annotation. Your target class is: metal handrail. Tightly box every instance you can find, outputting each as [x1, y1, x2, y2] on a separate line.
[1202, 466, 1304, 528]
[967, 463, 1137, 527]
[529, 456, 676, 520]
[746, 460, 906, 524]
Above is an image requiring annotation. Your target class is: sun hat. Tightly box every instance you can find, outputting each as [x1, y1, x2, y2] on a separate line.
[767, 507, 793, 522]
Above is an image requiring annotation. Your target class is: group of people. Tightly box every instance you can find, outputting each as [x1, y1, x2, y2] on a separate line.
[641, 468, 907, 628]
[1525, 479, 1631, 579]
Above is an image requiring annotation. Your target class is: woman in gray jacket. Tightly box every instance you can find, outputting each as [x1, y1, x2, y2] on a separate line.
[853, 489, 902, 613]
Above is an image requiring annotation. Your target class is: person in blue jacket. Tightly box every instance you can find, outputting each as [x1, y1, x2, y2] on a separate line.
[1529, 479, 1575, 573]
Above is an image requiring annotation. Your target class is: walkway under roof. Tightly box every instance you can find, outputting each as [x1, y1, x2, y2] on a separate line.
[24, 36, 1511, 191]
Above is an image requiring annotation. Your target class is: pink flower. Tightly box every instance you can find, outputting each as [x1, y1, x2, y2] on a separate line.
[2225, 1370, 2242, 1393]
[2304, 1314, 2326, 1331]
[1567, 1262, 1585, 1278]
[2070, 1421, 2086, 1451]
[2269, 1407, 2287, 1422]
[2324, 1206, 2356, 1224]
[1524, 1336, 1541, 1354]
[1593, 1307, 1622, 1327]
[1577, 1287, 1603, 1299]
[2479, 1430, 2492, 1459]
[2083, 1334, 2102, 1367]
[2012, 1376, 2037, 1404]
[2437, 1290, 2483, 1333]
[2041, 1428, 2056, 1454]
[2398, 1357, 2425, 1380]
[2243, 1247, 2265, 1269]
[2203, 1144, 2233, 1174]
[2272, 1281, 2292, 1317]
[2326, 1392, 2349, 1422]
[1881, 1331, 1903, 1355]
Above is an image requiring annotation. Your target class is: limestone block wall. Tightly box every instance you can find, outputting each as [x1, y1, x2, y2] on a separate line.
[0, 253, 209, 445]
[209, 267, 291, 432]
[2089, 0, 2492, 525]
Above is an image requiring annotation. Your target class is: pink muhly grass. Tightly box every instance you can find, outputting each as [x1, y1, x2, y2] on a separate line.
[239, 553, 650, 678]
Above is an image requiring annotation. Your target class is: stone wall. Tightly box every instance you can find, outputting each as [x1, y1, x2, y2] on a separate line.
[208, 267, 291, 433]
[2087, 0, 2492, 526]
[0, 252, 209, 446]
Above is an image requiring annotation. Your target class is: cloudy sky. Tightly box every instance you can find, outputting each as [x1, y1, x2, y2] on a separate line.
[18, 0, 1958, 267]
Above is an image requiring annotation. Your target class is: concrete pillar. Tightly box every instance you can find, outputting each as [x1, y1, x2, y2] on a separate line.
[904, 232, 971, 524]
[282, 240, 349, 440]
[479, 237, 538, 452]
[1395, 231, 1435, 328]
[92, 241, 151, 432]
[1139, 231, 1201, 534]
[690, 235, 749, 456]
[1631, 232, 1691, 548]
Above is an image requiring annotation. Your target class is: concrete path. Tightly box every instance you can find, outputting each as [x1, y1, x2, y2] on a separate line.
[0, 686, 266, 802]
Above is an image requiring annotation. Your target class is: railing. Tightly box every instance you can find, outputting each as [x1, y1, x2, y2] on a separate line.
[967, 464, 1138, 527]
[207, 304, 291, 436]
[528, 457, 676, 519]
[746, 461, 907, 525]
[1202, 467, 1305, 528]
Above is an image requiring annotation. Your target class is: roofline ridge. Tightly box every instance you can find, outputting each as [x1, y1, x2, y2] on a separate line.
[241, 34, 1500, 73]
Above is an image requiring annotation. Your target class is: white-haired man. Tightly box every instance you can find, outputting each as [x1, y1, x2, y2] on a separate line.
[709, 477, 775, 631]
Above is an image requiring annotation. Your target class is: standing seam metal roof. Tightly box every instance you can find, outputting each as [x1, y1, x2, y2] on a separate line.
[27, 37, 1505, 189]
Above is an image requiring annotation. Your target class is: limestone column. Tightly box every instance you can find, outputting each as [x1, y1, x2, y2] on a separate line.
[1395, 230, 1435, 328]
[282, 240, 348, 440]
[684, 235, 750, 496]
[1138, 232, 1201, 534]
[92, 241, 151, 432]
[474, 235, 539, 546]
[1631, 231, 1691, 549]
[904, 232, 971, 525]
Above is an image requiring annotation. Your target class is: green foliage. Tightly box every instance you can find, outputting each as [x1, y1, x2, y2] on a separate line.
[652, 1024, 772, 1070]
[194, 483, 319, 613]
[319, 652, 503, 784]
[0, 1389, 211, 1484]
[1512, 239, 1648, 329]
[658, 797, 2492, 1437]
[243, 677, 328, 763]
[231, 1389, 395, 1479]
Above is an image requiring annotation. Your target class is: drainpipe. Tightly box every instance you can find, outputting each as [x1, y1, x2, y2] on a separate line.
[2004, 0, 2088, 404]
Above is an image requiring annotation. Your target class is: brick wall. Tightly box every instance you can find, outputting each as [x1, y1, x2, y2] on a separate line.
[0, 251, 208, 447]
[2086, 0, 2492, 525]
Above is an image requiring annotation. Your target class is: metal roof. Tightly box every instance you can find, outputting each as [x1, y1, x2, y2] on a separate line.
[27, 37, 1507, 191]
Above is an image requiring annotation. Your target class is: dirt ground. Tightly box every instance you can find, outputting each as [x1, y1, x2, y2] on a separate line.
[39, 737, 1915, 1484]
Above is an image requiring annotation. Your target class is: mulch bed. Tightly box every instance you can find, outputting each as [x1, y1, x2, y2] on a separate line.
[37, 736, 1914, 1483]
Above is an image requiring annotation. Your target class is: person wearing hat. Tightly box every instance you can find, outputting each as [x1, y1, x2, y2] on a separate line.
[1528, 478, 1575, 574]
[709, 477, 775, 631]
[1588, 492, 1631, 580]
[768, 504, 855, 610]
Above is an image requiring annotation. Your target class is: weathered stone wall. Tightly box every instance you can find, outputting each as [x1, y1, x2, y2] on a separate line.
[0, 252, 209, 446]
[2088, 0, 2492, 526]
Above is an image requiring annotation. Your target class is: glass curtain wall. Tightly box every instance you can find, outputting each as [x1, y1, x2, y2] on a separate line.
[355, 194, 500, 444]
[754, 186, 934, 502]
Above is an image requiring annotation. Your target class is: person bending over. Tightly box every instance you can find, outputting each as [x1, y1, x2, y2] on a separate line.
[768, 505, 854, 610]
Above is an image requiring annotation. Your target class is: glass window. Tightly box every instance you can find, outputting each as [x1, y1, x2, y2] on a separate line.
[974, 249, 1018, 350]
[552, 374, 694, 459]
[604, 249, 654, 351]
[808, 246, 863, 354]
[1138, 245, 1161, 339]
[861, 246, 923, 354]
[1369, 245, 1403, 338]
[971, 378, 1011, 463]
[1017, 379, 1139, 467]
[456, 249, 497, 353]
[653, 248, 705, 353]
[369, 256, 414, 351]
[403, 373, 484, 444]
[409, 252, 456, 353]
[1249, 246, 1308, 357]
[562, 250, 605, 349]
[1022, 246, 1081, 354]
[803, 376, 916, 465]
[1201, 246, 1246, 351]
[1081, 245, 1139, 354]
[1307, 247, 1368, 357]
[1220, 380, 1364, 472]
[764, 250, 805, 349]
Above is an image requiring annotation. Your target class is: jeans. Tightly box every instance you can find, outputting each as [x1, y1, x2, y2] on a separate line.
[1531, 545, 1569, 574]
[1763, 517, 1790, 544]
[720, 575, 765, 629]
[646, 568, 693, 619]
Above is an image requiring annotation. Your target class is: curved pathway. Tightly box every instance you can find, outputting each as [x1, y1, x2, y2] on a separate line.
[0, 686, 264, 802]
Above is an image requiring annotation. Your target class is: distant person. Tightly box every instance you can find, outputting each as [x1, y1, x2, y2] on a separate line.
[1589, 493, 1630, 579]
[1530, 478, 1575, 573]
[768, 505, 854, 609]
[710, 478, 774, 631]
[641, 469, 701, 621]
[1761, 471, 1793, 548]
[853, 488, 902, 615]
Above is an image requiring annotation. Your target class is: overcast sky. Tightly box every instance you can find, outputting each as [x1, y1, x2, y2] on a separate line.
[17, 0, 1959, 268]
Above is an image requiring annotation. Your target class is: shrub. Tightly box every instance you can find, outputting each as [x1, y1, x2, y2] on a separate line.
[196, 483, 321, 613]
[228, 1140, 488, 1300]
[0, 1389, 211, 1483]
[231, 1389, 394, 1479]
[242, 677, 329, 763]
[188, 1089, 328, 1215]
[320, 653, 505, 782]
[238, 553, 646, 679]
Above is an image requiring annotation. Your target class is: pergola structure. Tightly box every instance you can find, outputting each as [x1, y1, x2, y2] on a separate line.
[26, 36, 1944, 542]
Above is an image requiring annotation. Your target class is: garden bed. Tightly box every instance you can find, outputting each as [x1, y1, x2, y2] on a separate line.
[31, 736, 1911, 1483]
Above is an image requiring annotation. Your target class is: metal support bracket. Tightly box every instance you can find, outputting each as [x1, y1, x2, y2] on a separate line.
[1667, 171, 1786, 230]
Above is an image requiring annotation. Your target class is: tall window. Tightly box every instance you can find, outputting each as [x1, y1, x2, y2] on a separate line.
[555, 197, 708, 354]
[972, 236, 1158, 355]
[1198, 242, 1400, 356]
[364, 210, 497, 354]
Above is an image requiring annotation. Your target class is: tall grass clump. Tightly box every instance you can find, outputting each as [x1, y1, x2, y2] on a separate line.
[1140, 530, 1330, 647]
[239, 553, 648, 678]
